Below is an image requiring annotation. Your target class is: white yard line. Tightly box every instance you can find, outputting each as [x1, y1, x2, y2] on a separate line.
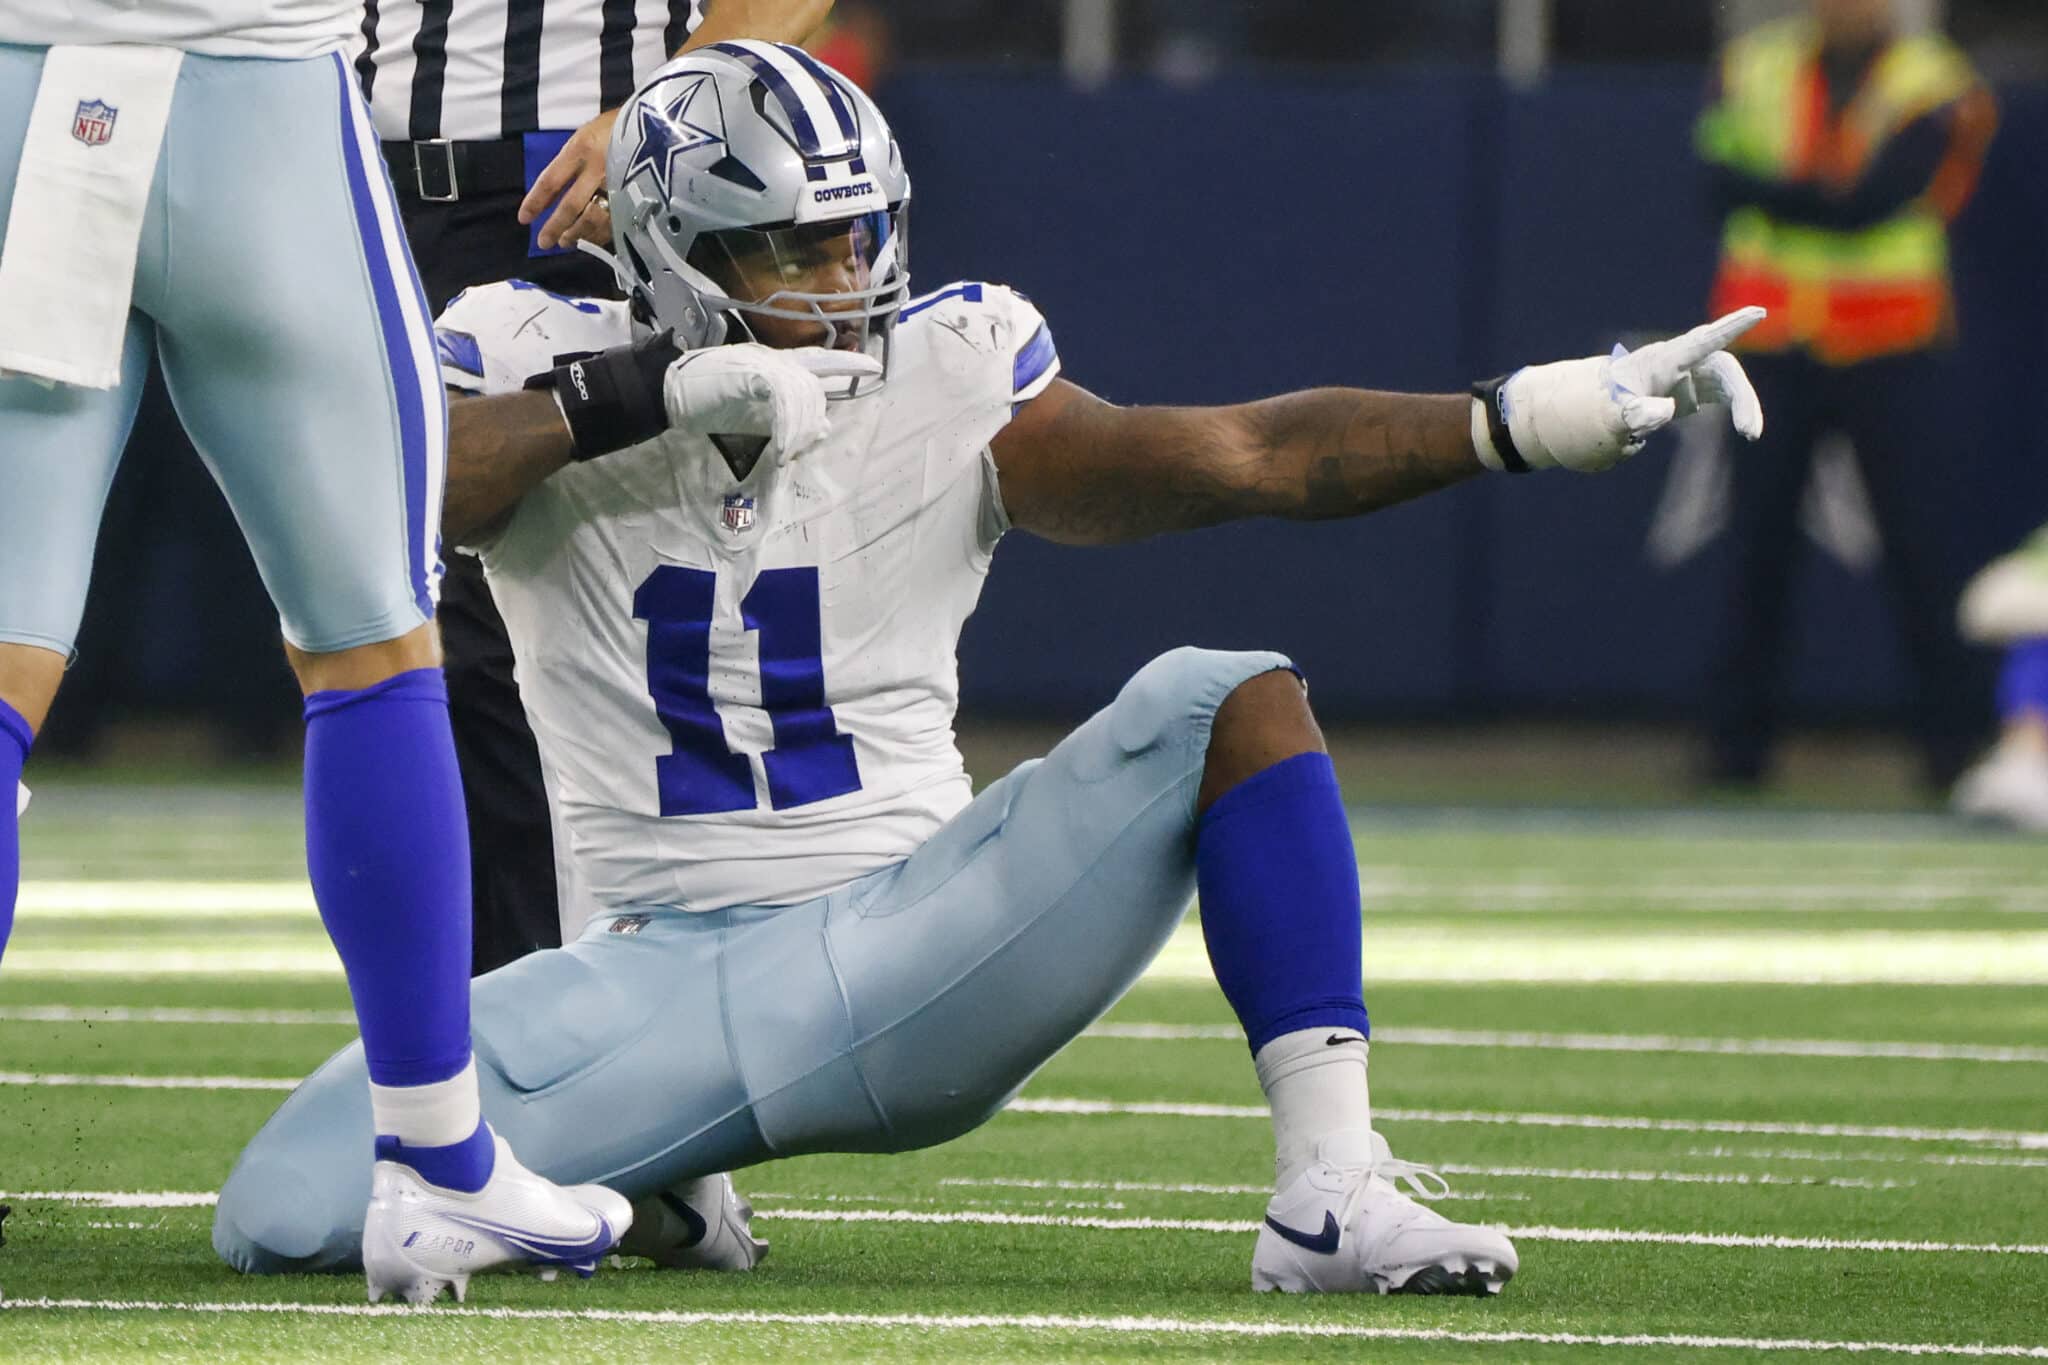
[746, 1190, 1133, 1212]
[1351, 880, 2048, 913]
[942, 1162, 1912, 1194]
[1139, 924, 2048, 987]
[942, 1176, 1273, 1196]
[2, 1298, 2043, 1358]
[1085, 1023, 2048, 1064]
[753, 1207, 2048, 1256]
[0, 1005, 355, 1027]
[1008, 1098, 2048, 1149]
[1, 1191, 217, 1208]
[13, 882, 315, 916]
[13, 919, 2048, 984]
[3, 1068, 2038, 1151]
[1685, 1146, 2048, 1171]
[16, 873, 2048, 918]
[0, 1071, 297, 1091]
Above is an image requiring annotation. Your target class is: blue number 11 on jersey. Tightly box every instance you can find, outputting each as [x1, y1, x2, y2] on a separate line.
[633, 565, 863, 816]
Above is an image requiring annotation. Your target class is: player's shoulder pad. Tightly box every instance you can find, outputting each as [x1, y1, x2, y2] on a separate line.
[434, 279, 634, 397]
[897, 280, 1060, 407]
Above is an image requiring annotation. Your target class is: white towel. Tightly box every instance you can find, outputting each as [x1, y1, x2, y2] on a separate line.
[0, 43, 183, 389]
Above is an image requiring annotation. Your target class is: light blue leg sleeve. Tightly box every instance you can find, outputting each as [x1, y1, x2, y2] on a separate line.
[804, 646, 1294, 1151]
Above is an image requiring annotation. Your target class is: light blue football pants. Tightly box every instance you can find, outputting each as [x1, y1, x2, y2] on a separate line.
[214, 646, 1292, 1273]
[0, 45, 443, 656]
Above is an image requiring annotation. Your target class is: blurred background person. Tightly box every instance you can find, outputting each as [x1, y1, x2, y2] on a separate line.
[1695, 0, 2000, 791]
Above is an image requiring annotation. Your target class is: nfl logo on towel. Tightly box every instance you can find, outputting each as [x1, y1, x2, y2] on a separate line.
[721, 493, 756, 533]
[71, 99, 117, 147]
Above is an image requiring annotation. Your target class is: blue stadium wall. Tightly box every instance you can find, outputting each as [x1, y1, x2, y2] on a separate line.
[104, 69, 2048, 726]
[881, 66, 2048, 720]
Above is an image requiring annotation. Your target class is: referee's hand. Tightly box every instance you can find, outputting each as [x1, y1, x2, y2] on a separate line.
[520, 107, 619, 251]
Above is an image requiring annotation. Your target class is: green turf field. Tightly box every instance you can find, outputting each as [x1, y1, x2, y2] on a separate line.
[4, 782, 2047, 1361]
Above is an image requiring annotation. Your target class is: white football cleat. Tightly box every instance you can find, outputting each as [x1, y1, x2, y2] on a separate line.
[617, 1173, 768, 1270]
[1958, 530, 2048, 645]
[1252, 1130, 1517, 1295]
[1953, 743, 2048, 832]
[362, 1134, 632, 1305]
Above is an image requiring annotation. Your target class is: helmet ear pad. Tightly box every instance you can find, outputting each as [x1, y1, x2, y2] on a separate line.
[617, 198, 731, 351]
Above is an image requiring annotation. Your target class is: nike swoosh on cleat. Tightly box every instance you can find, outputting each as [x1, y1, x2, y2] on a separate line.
[1263, 1211, 1342, 1255]
[657, 1190, 711, 1248]
[441, 1212, 618, 1265]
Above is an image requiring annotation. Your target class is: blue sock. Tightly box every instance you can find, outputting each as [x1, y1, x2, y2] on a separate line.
[305, 668, 489, 1190]
[1196, 751, 1369, 1053]
[1998, 639, 2048, 720]
[0, 698, 29, 963]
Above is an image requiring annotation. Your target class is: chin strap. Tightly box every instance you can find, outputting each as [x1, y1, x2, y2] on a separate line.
[575, 238, 633, 295]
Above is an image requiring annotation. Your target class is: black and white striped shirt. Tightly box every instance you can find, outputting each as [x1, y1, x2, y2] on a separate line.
[358, 0, 705, 143]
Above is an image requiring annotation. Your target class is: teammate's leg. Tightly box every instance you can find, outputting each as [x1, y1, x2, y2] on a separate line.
[0, 386, 147, 952]
[0, 43, 155, 962]
[153, 51, 623, 1298]
[218, 908, 739, 1273]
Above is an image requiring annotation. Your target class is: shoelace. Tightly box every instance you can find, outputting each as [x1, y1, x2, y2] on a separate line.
[1365, 1130, 1453, 1201]
[1319, 1130, 1460, 1241]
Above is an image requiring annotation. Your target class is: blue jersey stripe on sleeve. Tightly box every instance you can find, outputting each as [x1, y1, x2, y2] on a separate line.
[899, 282, 983, 321]
[1012, 321, 1057, 395]
[435, 328, 484, 377]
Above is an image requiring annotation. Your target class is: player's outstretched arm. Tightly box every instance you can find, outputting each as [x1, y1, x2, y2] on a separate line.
[990, 308, 1766, 546]
[990, 380, 1480, 546]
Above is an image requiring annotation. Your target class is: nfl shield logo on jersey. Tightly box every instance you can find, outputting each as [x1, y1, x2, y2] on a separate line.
[721, 493, 757, 534]
[71, 99, 117, 147]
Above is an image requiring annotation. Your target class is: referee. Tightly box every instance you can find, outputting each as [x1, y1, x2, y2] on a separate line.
[363, 0, 833, 974]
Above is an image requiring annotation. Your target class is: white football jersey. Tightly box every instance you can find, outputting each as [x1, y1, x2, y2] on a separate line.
[439, 280, 1060, 913]
[0, 0, 359, 57]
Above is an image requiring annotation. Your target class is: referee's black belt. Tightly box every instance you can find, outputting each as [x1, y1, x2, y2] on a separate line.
[382, 138, 531, 204]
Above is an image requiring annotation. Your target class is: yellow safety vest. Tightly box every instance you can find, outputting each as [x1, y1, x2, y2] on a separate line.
[1697, 19, 1994, 364]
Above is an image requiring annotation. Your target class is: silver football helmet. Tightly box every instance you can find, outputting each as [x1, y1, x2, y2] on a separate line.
[601, 40, 910, 394]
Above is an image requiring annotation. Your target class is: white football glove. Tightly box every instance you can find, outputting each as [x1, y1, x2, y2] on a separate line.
[1471, 306, 1767, 474]
[662, 343, 882, 466]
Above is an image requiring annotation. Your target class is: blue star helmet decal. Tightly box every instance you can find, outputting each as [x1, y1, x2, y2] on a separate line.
[626, 75, 726, 195]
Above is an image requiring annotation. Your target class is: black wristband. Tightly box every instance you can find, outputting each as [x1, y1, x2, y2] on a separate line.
[543, 329, 681, 460]
[1469, 375, 1532, 474]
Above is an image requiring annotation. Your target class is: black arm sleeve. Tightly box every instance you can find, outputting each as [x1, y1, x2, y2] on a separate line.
[529, 329, 681, 460]
[1709, 107, 1956, 232]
